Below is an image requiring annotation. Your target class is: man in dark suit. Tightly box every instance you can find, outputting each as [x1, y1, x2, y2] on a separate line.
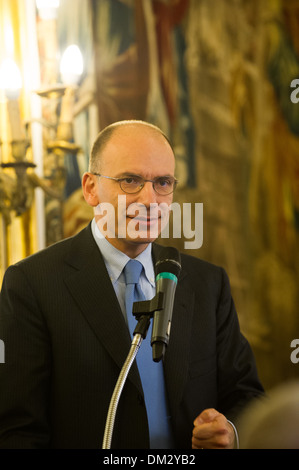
[0, 120, 264, 449]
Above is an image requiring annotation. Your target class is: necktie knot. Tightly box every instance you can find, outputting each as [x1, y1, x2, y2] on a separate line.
[124, 259, 143, 285]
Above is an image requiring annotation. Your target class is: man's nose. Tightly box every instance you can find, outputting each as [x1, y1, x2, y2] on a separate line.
[136, 181, 157, 206]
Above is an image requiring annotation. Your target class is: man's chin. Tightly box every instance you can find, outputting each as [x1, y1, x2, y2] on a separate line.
[125, 232, 159, 245]
[105, 234, 157, 257]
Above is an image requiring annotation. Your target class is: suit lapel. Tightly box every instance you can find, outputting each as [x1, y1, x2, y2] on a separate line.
[63, 225, 142, 392]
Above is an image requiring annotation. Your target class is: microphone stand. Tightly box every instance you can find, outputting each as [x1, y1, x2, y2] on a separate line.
[101, 292, 164, 449]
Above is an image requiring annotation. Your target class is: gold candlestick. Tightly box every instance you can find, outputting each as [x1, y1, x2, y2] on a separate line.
[7, 98, 25, 143]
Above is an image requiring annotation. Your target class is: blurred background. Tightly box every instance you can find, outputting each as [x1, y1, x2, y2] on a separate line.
[0, 0, 298, 391]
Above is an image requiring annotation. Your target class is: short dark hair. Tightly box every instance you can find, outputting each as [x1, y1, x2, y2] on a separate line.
[89, 120, 172, 173]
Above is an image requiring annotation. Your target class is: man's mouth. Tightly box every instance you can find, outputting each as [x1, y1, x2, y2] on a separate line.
[127, 215, 160, 225]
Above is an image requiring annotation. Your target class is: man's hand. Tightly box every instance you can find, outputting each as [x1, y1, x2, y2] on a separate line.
[192, 408, 235, 449]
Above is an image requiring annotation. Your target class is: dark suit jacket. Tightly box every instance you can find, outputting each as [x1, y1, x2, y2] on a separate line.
[0, 223, 263, 449]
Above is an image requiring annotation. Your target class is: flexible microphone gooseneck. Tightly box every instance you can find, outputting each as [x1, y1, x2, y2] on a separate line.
[151, 247, 181, 362]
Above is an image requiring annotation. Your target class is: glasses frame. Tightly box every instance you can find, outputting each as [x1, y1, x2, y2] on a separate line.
[92, 173, 178, 195]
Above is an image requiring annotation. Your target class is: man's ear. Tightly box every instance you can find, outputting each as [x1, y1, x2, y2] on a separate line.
[82, 172, 99, 207]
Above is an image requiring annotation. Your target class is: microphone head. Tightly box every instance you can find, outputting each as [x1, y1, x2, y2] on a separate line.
[155, 247, 181, 278]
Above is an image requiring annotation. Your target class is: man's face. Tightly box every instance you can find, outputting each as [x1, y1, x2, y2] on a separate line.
[90, 125, 175, 257]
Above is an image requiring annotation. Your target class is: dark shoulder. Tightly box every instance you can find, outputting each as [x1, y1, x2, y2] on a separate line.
[180, 251, 225, 285]
[1, 225, 97, 295]
[153, 243, 225, 286]
[14, 235, 73, 269]
[10, 224, 93, 272]
[180, 250, 220, 272]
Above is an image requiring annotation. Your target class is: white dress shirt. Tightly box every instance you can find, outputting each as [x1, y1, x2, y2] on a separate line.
[91, 218, 156, 321]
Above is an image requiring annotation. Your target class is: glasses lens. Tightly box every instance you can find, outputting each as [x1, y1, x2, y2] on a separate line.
[120, 176, 143, 193]
[119, 175, 177, 194]
[154, 177, 176, 195]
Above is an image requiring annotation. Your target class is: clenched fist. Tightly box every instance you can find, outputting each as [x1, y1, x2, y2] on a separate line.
[192, 408, 235, 449]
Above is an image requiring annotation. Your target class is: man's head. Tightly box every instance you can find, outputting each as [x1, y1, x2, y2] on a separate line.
[82, 120, 176, 257]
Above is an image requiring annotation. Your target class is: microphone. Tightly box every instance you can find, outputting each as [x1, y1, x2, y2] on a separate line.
[151, 247, 181, 362]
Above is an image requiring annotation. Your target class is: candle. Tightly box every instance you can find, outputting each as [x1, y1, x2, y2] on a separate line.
[7, 99, 25, 141]
[57, 45, 84, 141]
[59, 86, 76, 124]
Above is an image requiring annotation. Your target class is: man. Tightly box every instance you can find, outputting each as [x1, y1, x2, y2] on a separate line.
[0, 120, 264, 449]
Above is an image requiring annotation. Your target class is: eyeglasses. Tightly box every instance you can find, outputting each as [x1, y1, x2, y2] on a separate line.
[92, 173, 178, 195]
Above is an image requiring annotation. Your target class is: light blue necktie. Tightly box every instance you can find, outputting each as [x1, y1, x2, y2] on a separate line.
[124, 259, 174, 449]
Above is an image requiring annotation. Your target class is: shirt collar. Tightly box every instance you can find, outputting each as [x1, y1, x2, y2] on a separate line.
[91, 218, 155, 287]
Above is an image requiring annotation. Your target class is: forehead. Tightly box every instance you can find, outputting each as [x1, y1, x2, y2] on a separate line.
[100, 125, 175, 175]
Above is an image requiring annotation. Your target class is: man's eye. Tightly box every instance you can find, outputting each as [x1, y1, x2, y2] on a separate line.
[157, 178, 171, 187]
[123, 177, 140, 185]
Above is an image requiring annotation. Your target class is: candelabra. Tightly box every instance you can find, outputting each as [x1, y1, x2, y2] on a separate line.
[0, 44, 83, 270]
[0, 130, 61, 226]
